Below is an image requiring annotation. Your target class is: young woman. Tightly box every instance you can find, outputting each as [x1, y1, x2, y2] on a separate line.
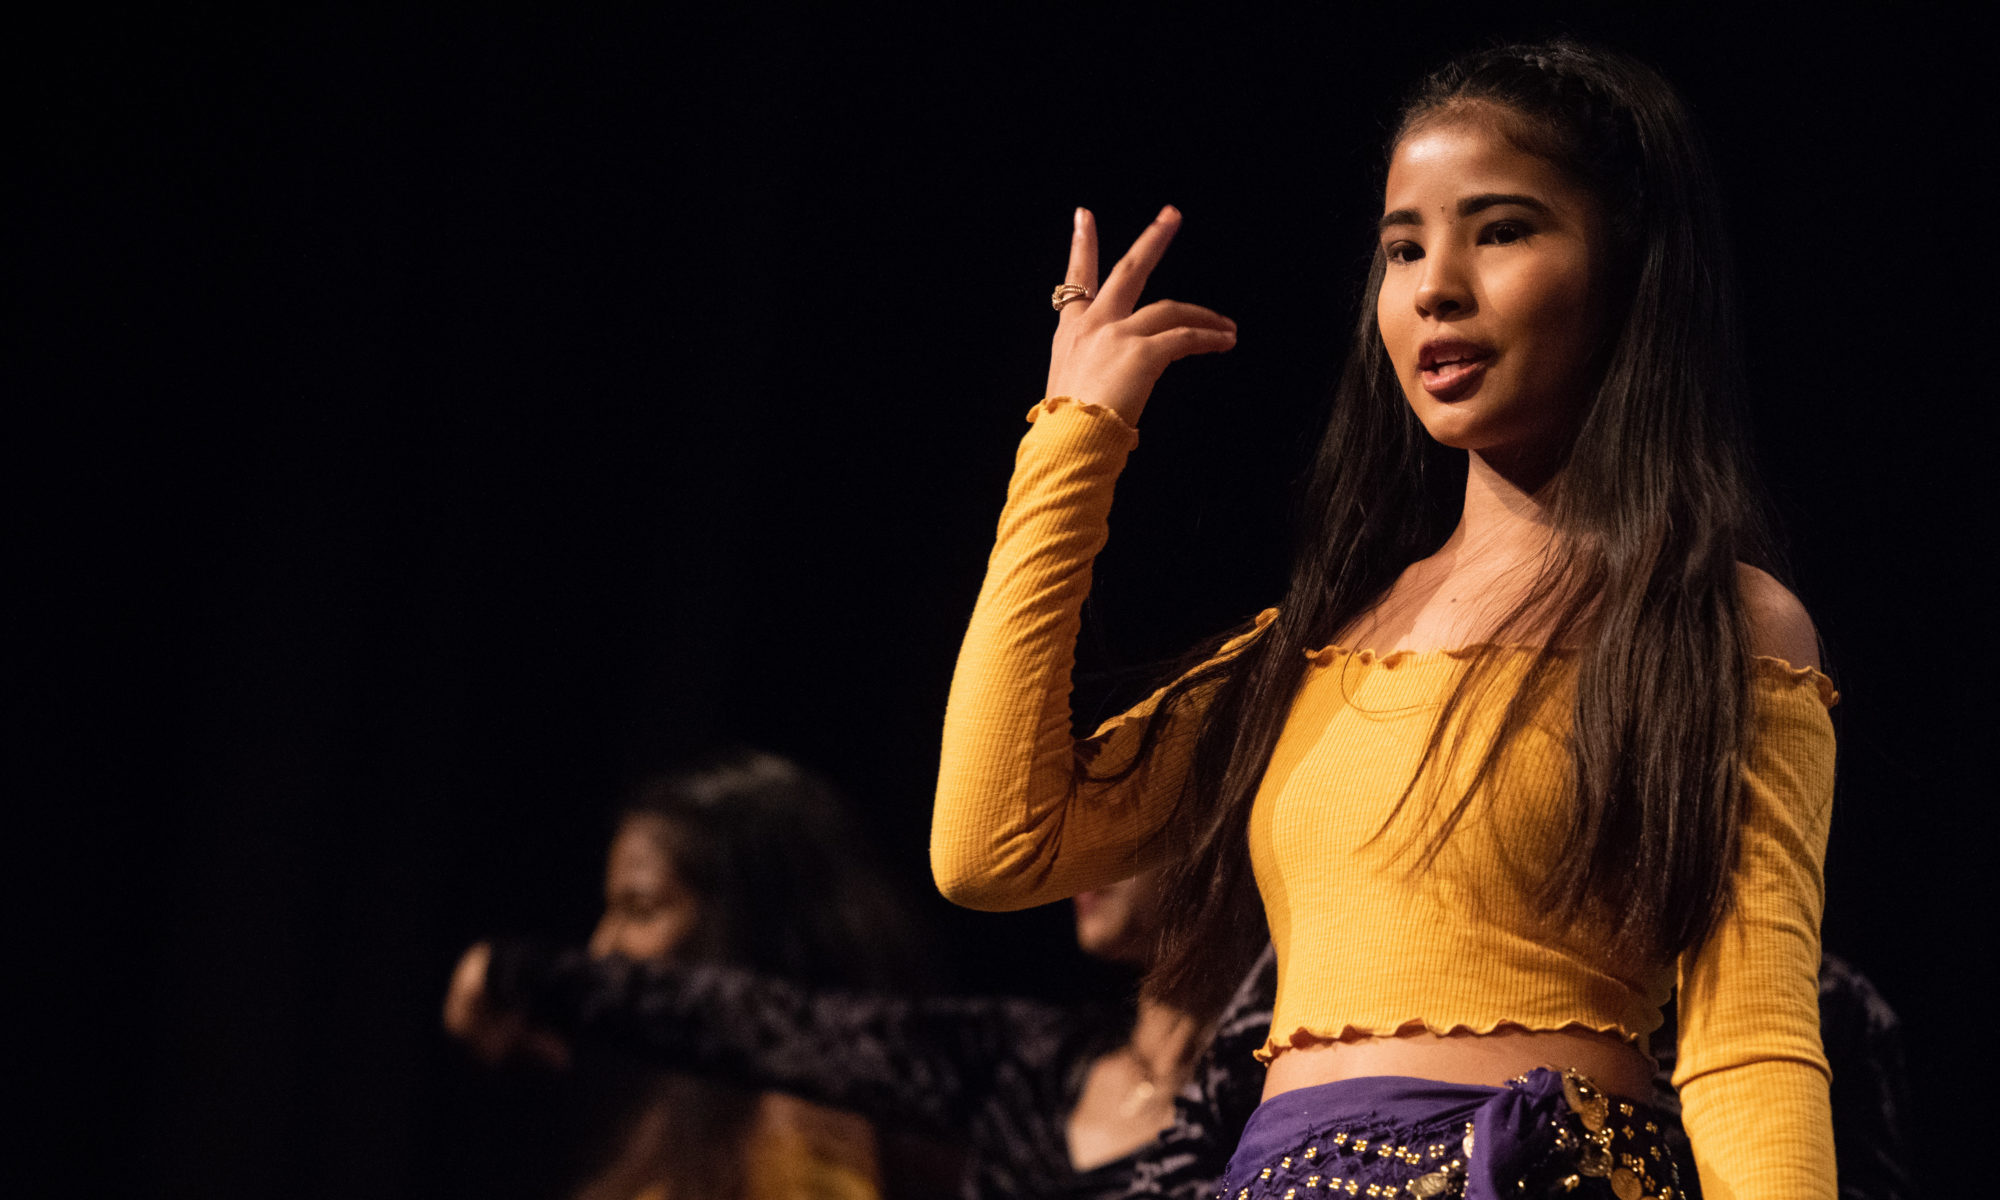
[933, 40, 1836, 1200]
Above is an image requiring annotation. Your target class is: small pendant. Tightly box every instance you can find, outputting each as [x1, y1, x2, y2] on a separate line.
[1118, 1078, 1157, 1119]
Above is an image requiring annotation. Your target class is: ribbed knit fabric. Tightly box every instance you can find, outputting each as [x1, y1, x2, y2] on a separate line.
[933, 398, 1840, 1200]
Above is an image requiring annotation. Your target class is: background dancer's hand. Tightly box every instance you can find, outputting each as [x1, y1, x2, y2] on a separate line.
[442, 942, 573, 1070]
[1046, 205, 1237, 426]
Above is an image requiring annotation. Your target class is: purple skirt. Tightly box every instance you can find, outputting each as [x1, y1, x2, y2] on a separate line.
[1217, 1069, 1685, 1200]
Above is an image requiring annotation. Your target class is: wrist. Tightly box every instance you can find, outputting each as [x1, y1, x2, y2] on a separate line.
[1030, 395, 1142, 437]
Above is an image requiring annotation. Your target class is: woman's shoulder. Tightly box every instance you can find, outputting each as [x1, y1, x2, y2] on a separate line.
[1736, 563, 1821, 673]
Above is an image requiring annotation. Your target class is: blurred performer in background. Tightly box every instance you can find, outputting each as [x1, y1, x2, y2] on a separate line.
[447, 749, 923, 1200]
[450, 862, 1280, 1200]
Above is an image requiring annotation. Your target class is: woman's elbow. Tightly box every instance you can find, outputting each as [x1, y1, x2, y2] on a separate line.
[929, 842, 1038, 912]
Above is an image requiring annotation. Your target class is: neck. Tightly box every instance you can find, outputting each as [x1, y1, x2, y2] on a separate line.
[1126, 999, 1200, 1080]
[1440, 450, 1558, 564]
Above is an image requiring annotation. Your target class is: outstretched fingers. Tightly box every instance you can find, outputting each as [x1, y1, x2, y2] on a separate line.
[1146, 324, 1239, 362]
[1092, 205, 1181, 319]
[1125, 299, 1236, 338]
[1131, 298, 1237, 362]
[1041, 205, 1233, 422]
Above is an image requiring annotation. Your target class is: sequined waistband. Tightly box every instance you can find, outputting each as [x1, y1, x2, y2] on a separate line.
[1218, 1069, 1682, 1200]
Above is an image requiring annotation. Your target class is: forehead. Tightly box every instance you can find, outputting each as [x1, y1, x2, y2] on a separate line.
[606, 817, 672, 881]
[1383, 119, 1588, 214]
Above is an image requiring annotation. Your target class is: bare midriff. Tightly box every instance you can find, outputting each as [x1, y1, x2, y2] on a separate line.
[1260, 1025, 1657, 1105]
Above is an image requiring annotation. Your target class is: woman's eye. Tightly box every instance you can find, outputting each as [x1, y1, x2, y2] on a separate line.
[616, 895, 661, 918]
[1482, 222, 1530, 245]
[1385, 241, 1422, 264]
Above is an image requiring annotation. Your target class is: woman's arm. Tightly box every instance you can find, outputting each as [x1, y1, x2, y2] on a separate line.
[1673, 580, 1840, 1200]
[932, 208, 1243, 911]
[462, 939, 1095, 1143]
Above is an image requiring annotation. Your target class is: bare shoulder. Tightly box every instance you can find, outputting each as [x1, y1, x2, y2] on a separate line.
[1736, 563, 1821, 671]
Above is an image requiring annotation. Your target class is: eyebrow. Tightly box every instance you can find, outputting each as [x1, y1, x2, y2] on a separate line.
[1378, 192, 1552, 232]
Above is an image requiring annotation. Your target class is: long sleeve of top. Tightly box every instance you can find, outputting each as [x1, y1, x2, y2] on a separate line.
[1670, 677, 1840, 1200]
[1650, 954, 1917, 1200]
[931, 398, 1841, 1200]
[933, 398, 1263, 910]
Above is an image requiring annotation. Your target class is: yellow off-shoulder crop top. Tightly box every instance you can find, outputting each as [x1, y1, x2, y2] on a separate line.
[933, 399, 1839, 1200]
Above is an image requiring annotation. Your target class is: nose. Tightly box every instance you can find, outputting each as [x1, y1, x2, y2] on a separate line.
[588, 914, 616, 959]
[1413, 246, 1474, 319]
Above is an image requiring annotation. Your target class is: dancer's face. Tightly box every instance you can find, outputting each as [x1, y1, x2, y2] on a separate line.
[590, 815, 701, 962]
[1073, 870, 1166, 966]
[1376, 112, 1610, 470]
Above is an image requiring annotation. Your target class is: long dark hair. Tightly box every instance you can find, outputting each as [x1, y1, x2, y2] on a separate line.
[1135, 40, 1784, 1020]
[622, 746, 921, 991]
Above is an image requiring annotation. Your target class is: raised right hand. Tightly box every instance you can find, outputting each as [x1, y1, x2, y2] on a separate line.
[1044, 205, 1237, 426]
[442, 941, 572, 1069]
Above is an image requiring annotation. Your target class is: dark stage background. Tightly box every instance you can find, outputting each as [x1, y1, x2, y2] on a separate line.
[22, 5, 1989, 1197]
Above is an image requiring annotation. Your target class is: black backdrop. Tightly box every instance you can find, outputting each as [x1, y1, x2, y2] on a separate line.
[22, 5, 1991, 1197]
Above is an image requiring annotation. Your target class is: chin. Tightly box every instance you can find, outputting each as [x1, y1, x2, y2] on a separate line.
[1077, 924, 1132, 961]
[1407, 394, 1532, 456]
[1409, 406, 1492, 451]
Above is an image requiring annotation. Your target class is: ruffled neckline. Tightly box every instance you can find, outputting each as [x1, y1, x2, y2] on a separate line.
[1301, 642, 1570, 670]
[1298, 641, 1838, 707]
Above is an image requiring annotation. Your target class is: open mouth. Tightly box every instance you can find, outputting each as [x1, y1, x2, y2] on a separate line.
[1419, 339, 1493, 371]
[1418, 339, 1493, 400]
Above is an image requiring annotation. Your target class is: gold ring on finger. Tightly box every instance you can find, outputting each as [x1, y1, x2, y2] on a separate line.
[1051, 283, 1092, 311]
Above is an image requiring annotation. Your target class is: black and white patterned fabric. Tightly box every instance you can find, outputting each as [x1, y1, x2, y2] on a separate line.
[488, 942, 1281, 1200]
[490, 941, 1916, 1200]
